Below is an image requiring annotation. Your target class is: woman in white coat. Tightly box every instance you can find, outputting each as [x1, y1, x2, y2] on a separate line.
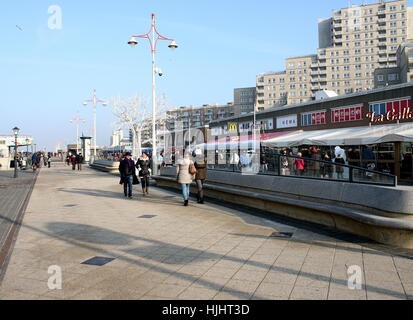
[176, 153, 195, 206]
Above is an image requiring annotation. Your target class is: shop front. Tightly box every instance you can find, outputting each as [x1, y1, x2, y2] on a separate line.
[261, 123, 413, 183]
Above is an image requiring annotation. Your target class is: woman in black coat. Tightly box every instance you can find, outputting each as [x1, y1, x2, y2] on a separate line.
[136, 152, 151, 196]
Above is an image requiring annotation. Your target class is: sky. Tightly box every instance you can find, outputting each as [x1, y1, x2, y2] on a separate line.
[0, 0, 411, 151]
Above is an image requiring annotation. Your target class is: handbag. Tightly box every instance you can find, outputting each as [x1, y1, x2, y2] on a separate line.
[189, 163, 197, 175]
[133, 174, 140, 185]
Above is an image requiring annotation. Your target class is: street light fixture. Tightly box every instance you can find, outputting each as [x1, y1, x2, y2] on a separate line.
[70, 112, 86, 154]
[12, 127, 20, 178]
[128, 13, 178, 175]
[83, 89, 107, 158]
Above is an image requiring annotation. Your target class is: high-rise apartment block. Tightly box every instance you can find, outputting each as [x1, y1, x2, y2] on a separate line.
[257, 0, 413, 111]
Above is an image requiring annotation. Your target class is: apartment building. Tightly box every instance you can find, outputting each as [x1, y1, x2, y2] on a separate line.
[233, 87, 256, 116]
[397, 42, 413, 82]
[166, 103, 235, 131]
[257, 0, 413, 111]
[256, 55, 317, 110]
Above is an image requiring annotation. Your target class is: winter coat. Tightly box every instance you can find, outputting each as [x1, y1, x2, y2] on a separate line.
[310, 151, 322, 170]
[334, 157, 345, 173]
[177, 158, 195, 184]
[119, 159, 136, 177]
[136, 158, 151, 177]
[195, 161, 207, 181]
[294, 158, 305, 171]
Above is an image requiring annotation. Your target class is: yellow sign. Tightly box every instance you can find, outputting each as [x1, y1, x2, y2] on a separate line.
[228, 123, 238, 132]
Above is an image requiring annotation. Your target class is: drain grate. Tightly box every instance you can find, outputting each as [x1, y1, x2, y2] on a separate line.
[138, 215, 157, 219]
[81, 257, 115, 266]
[269, 232, 294, 239]
[64, 204, 78, 208]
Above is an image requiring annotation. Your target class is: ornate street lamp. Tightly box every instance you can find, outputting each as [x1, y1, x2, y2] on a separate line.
[128, 13, 178, 175]
[83, 89, 107, 157]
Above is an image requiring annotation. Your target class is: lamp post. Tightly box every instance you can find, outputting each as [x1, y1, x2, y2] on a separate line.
[128, 13, 178, 175]
[25, 138, 30, 169]
[83, 89, 107, 157]
[70, 113, 86, 154]
[12, 127, 20, 178]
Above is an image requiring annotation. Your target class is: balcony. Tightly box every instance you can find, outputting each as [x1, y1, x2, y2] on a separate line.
[310, 71, 319, 75]
[378, 26, 386, 31]
[319, 62, 327, 67]
[378, 18, 386, 23]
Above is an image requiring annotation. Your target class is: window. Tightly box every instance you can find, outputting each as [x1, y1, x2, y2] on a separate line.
[301, 111, 327, 126]
[331, 105, 364, 123]
[377, 75, 384, 82]
[369, 98, 412, 116]
[388, 73, 399, 81]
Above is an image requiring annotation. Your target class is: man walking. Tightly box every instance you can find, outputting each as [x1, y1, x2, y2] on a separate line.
[70, 155, 77, 171]
[76, 153, 84, 171]
[119, 152, 136, 199]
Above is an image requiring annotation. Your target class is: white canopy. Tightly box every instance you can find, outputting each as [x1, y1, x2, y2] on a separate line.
[262, 123, 413, 147]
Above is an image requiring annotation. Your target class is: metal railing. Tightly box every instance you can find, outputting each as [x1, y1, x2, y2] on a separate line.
[207, 154, 397, 187]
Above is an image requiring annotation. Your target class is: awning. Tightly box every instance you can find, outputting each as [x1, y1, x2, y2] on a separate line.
[262, 123, 413, 147]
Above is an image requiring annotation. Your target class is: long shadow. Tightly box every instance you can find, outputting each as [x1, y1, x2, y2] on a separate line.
[229, 233, 413, 260]
[157, 186, 413, 260]
[57, 188, 125, 200]
[0, 214, 408, 299]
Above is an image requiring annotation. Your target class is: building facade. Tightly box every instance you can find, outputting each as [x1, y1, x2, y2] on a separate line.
[233, 87, 256, 116]
[257, 0, 413, 111]
[166, 103, 235, 132]
[210, 82, 413, 182]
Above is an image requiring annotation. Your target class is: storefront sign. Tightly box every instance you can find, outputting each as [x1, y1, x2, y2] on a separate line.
[367, 98, 412, 123]
[228, 123, 238, 132]
[277, 115, 297, 129]
[366, 108, 413, 123]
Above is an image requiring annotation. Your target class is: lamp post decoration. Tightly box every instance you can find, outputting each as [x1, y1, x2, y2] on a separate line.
[83, 89, 107, 157]
[128, 13, 178, 174]
[12, 127, 20, 178]
[70, 112, 86, 154]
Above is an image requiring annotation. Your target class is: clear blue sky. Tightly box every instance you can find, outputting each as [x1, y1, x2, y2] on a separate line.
[0, 0, 411, 150]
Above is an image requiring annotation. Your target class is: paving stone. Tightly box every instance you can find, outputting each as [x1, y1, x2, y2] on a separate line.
[290, 286, 329, 300]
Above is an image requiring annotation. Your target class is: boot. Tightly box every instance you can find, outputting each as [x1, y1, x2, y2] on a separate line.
[184, 200, 188, 206]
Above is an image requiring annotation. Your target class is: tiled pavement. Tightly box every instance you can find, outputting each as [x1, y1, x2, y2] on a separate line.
[0, 164, 412, 300]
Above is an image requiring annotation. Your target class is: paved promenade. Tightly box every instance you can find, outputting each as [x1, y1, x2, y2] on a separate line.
[0, 164, 412, 300]
[0, 168, 37, 278]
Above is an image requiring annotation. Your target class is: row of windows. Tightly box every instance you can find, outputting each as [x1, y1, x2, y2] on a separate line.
[369, 98, 412, 116]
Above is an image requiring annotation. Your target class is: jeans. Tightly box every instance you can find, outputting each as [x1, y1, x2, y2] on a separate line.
[124, 175, 133, 197]
[196, 180, 204, 201]
[182, 184, 190, 201]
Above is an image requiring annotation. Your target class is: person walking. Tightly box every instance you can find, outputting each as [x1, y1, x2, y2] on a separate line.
[31, 153, 39, 172]
[310, 147, 322, 177]
[119, 152, 136, 199]
[280, 150, 290, 176]
[320, 154, 333, 179]
[136, 152, 151, 196]
[70, 155, 77, 171]
[76, 153, 84, 171]
[47, 155, 51, 168]
[294, 152, 305, 176]
[194, 151, 207, 204]
[177, 152, 195, 207]
[334, 154, 346, 180]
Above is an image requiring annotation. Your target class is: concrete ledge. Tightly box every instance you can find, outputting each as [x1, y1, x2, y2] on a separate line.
[205, 171, 413, 215]
[153, 175, 413, 249]
[89, 160, 120, 173]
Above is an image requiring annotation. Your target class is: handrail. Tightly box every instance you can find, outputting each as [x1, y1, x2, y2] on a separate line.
[206, 154, 397, 188]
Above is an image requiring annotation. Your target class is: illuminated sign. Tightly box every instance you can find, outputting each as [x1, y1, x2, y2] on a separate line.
[367, 97, 412, 123]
